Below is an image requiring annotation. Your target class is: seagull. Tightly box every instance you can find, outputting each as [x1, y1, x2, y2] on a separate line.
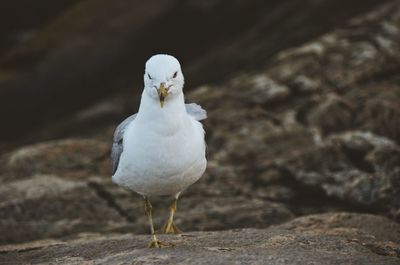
[111, 54, 207, 248]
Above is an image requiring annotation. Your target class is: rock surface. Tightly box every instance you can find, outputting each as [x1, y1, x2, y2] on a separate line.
[0, 138, 296, 245]
[0, 1, 400, 264]
[0, 0, 389, 140]
[286, 132, 400, 219]
[0, 213, 399, 264]
[189, 0, 400, 221]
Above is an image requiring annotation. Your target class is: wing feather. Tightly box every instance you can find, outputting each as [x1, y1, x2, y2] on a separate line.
[185, 103, 207, 121]
[111, 114, 137, 175]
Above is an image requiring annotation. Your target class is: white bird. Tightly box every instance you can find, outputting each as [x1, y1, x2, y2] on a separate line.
[111, 54, 207, 248]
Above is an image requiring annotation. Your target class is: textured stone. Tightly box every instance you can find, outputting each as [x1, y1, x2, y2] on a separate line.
[0, 213, 398, 265]
[0, 175, 129, 245]
[0, 139, 110, 182]
[286, 132, 400, 219]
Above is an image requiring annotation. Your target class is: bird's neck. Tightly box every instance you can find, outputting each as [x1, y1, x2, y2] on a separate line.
[137, 90, 188, 131]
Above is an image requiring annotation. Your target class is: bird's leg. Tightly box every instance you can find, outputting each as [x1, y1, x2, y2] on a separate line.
[144, 196, 162, 248]
[162, 194, 182, 234]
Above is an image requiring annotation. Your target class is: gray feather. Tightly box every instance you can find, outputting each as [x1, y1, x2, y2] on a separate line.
[111, 103, 207, 175]
[111, 114, 137, 175]
[185, 103, 207, 121]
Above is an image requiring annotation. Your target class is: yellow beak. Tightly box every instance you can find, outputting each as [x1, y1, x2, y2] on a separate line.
[158, 83, 168, 108]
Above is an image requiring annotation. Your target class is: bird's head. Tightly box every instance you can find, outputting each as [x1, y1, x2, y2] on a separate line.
[144, 54, 184, 108]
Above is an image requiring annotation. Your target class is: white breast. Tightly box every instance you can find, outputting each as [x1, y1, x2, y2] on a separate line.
[113, 114, 206, 196]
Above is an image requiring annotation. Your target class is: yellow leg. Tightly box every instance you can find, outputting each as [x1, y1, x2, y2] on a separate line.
[144, 197, 162, 248]
[162, 197, 183, 234]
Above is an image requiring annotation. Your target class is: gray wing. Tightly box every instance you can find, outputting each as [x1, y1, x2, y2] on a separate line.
[111, 114, 137, 175]
[185, 103, 207, 121]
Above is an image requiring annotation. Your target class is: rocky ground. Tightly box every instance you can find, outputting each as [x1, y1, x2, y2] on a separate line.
[1, 213, 399, 264]
[1, 0, 400, 264]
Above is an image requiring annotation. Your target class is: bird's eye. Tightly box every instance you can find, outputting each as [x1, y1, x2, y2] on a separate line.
[173, 71, 178, 78]
[147, 73, 152, 80]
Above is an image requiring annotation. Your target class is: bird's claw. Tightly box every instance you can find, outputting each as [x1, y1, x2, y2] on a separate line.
[148, 239, 162, 248]
[148, 239, 175, 248]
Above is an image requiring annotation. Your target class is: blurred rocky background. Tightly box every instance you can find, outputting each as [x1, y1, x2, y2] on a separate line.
[0, 0, 399, 264]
